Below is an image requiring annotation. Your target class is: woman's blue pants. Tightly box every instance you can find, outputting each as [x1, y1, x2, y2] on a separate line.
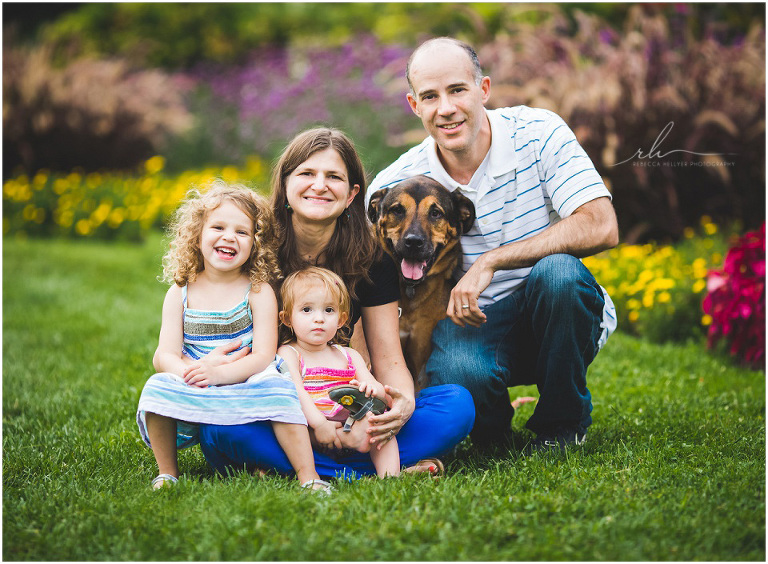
[198, 384, 474, 479]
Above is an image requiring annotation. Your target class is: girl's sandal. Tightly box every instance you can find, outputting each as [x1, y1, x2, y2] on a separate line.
[301, 479, 334, 495]
[404, 458, 445, 477]
[151, 474, 178, 489]
[328, 386, 387, 432]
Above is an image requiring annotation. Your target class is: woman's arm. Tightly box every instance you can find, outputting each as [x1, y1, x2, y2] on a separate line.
[183, 283, 279, 387]
[153, 285, 187, 376]
[360, 301, 415, 446]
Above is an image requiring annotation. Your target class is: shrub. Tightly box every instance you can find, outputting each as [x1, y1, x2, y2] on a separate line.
[2, 45, 193, 177]
[2, 156, 269, 241]
[702, 223, 765, 368]
[480, 5, 765, 243]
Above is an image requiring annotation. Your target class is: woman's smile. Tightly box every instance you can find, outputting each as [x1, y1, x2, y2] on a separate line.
[286, 148, 359, 223]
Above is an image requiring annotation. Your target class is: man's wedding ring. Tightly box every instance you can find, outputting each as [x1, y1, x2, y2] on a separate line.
[461, 305, 470, 309]
[388, 430, 395, 439]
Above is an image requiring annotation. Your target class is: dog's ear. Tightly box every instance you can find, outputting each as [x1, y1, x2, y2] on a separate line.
[367, 188, 388, 224]
[452, 190, 476, 234]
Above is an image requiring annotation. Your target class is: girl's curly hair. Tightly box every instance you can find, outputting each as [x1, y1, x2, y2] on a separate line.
[162, 180, 282, 288]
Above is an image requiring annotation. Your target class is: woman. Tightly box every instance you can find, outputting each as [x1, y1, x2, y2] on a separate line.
[198, 128, 475, 478]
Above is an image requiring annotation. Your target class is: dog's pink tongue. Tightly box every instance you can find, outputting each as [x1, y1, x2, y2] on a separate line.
[401, 259, 427, 281]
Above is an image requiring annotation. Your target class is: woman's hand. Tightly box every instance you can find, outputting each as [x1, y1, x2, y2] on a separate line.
[366, 384, 415, 450]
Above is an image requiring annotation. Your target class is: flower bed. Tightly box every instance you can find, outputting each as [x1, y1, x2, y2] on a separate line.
[583, 217, 730, 343]
[3, 156, 269, 241]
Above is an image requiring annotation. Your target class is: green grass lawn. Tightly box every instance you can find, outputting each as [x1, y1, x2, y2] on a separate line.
[3, 235, 765, 561]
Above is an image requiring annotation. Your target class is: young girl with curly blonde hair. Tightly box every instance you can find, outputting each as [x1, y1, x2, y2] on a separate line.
[137, 181, 330, 493]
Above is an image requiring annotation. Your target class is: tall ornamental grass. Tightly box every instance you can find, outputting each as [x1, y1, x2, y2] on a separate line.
[2, 45, 193, 176]
[481, 5, 765, 242]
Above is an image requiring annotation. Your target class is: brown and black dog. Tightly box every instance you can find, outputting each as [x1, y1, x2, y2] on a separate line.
[368, 175, 475, 389]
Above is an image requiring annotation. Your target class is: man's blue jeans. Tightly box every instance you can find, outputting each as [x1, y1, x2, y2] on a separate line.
[426, 254, 606, 445]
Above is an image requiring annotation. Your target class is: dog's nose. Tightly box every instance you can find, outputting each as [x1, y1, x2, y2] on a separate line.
[403, 234, 426, 251]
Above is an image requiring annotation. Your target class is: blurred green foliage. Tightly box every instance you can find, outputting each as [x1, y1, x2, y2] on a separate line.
[34, 3, 506, 68]
[26, 3, 764, 69]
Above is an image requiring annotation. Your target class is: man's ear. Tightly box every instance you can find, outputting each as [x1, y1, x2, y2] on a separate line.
[367, 188, 388, 224]
[407, 92, 420, 117]
[480, 76, 491, 105]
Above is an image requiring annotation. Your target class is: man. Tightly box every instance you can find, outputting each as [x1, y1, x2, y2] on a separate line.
[366, 37, 619, 451]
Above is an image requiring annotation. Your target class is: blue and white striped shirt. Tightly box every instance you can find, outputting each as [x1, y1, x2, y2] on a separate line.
[367, 106, 616, 348]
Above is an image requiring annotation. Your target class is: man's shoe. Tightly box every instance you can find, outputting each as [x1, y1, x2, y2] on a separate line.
[529, 429, 586, 453]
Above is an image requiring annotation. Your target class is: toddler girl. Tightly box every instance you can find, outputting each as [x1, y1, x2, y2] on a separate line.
[136, 181, 330, 492]
[277, 267, 400, 478]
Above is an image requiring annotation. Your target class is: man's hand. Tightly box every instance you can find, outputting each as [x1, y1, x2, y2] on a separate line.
[447, 257, 493, 327]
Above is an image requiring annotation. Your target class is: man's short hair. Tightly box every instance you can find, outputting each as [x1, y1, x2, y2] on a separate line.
[406, 37, 483, 94]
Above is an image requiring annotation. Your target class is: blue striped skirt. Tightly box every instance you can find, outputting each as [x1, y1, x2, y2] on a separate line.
[136, 358, 306, 450]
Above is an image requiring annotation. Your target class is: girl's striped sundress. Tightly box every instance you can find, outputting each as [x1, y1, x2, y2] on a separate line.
[136, 285, 306, 450]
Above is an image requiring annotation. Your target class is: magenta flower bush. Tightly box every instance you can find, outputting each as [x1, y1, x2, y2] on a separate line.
[702, 223, 765, 368]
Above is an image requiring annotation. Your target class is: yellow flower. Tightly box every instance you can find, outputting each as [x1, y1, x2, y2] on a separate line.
[642, 293, 654, 308]
[628, 311, 639, 322]
[683, 227, 695, 239]
[53, 178, 69, 195]
[75, 219, 92, 236]
[703, 222, 718, 236]
[32, 171, 49, 189]
[701, 314, 713, 326]
[107, 208, 126, 228]
[692, 279, 706, 294]
[657, 291, 671, 303]
[145, 156, 166, 175]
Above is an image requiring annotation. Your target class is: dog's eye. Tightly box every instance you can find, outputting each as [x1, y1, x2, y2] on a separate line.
[429, 206, 444, 220]
[388, 204, 406, 218]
